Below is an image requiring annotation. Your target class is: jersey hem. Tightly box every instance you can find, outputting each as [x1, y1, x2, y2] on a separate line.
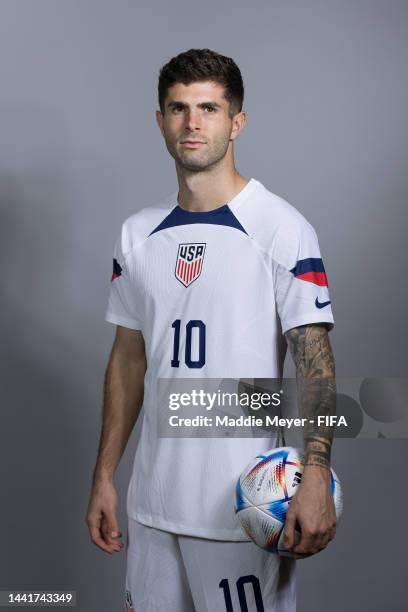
[128, 511, 252, 542]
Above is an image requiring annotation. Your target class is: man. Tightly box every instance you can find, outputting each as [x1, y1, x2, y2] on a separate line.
[86, 48, 337, 611]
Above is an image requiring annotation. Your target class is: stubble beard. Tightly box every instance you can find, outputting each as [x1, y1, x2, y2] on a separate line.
[165, 133, 232, 173]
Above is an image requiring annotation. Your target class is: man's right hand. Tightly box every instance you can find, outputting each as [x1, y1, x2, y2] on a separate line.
[85, 480, 124, 554]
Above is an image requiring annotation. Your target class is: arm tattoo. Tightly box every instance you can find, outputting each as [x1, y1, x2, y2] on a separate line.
[285, 324, 336, 471]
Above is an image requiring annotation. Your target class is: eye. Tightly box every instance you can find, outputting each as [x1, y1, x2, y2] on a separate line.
[203, 105, 216, 113]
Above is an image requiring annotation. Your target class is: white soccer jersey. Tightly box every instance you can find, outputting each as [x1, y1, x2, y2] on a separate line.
[105, 178, 334, 540]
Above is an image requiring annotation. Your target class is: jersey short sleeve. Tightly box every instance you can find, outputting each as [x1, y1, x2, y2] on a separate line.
[104, 228, 141, 330]
[272, 218, 334, 335]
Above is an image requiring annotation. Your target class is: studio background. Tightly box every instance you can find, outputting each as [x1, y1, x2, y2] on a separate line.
[0, 1, 407, 610]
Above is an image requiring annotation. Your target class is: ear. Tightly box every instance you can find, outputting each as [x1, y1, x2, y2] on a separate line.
[230, 111, 247, 141]
[156, 110, 164, 136]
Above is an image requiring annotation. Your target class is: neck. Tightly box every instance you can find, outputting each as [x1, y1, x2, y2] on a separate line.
[175, 159, 249, 212]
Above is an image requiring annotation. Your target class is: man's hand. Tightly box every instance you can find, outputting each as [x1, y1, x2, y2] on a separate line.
[85, 479, 124, 554]
[283, 466, 337, 559]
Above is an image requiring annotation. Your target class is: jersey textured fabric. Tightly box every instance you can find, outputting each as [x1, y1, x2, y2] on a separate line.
[105, 178, 334, 540]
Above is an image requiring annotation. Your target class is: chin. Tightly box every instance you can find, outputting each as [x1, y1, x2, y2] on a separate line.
[181, 163, 209, 172]
[177, 155, 210, 171]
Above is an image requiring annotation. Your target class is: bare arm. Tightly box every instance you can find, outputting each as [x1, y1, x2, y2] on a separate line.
[285, 323, 336, 470]
[283, 323, 337, 557]
[86, 325, 146, 554]
[93, 325, 146, 482]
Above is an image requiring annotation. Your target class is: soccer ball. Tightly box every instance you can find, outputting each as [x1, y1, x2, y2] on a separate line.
[235, 446, 343, 555]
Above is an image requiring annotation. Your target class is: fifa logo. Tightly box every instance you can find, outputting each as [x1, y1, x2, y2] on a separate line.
[175, 243, 206, 287]
[256, 471, 267, 492]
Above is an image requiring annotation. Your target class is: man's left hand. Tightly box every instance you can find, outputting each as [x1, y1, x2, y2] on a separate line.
[282, 466, 337, 559]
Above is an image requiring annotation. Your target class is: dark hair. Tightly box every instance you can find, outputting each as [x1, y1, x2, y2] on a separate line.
[158, 48, 244, 118]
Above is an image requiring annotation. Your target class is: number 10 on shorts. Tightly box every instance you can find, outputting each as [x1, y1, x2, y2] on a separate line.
[219, 575, 265, 611]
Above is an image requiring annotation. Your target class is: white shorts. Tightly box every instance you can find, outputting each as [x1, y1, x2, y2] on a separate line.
[124, 518, 296, 612]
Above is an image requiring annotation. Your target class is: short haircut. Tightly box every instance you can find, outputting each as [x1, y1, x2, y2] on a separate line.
[158, 48, 244, 118]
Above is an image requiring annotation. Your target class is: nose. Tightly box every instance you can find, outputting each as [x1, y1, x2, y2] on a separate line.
[185, 109, 201, 131]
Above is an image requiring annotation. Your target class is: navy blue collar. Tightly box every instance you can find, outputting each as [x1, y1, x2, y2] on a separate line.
[149, 203, 248, 236]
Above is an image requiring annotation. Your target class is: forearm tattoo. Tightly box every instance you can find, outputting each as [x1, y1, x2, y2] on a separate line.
[285, 324, 336, 470]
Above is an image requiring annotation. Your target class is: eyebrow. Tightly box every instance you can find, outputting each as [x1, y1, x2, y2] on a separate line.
[167, 101, 222, 110]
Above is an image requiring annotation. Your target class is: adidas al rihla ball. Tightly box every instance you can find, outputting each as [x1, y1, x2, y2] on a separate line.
[235, 446, 343, 556]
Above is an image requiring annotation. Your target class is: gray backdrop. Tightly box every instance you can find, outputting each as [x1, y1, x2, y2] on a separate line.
[1, 1, 407, 610]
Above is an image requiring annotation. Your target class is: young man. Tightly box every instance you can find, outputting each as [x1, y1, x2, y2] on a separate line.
[86, 48, 337, 611]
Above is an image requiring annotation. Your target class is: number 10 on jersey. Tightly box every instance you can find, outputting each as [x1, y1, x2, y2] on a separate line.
[171, 319, 206, 369]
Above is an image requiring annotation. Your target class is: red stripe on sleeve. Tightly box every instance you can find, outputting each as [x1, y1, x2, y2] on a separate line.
[296, 271, 328, 286]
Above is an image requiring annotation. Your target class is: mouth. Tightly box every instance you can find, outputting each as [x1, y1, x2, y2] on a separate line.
[180, 141, 205, 149]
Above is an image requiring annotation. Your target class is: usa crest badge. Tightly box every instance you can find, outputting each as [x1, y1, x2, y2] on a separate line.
[175, 243, 206, 287]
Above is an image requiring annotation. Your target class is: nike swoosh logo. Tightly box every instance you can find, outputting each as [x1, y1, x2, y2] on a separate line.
[315, 297, 331, 309]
